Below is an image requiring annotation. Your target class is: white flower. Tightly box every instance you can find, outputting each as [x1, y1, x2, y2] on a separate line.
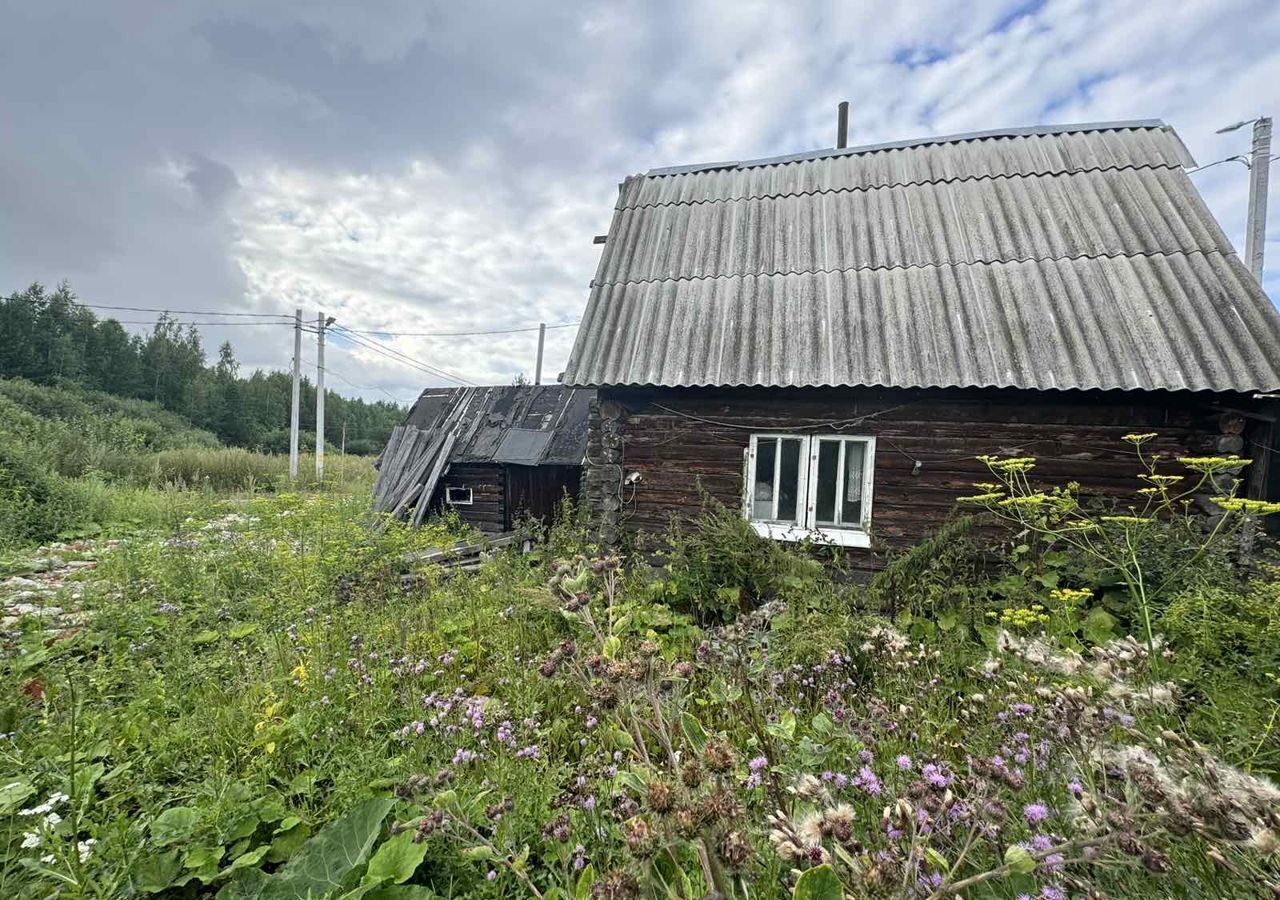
[77, 838, 97, 863]
[43, 811, 62, 827]
[40, 854, 55, 864]
[21, 831, 42, 849]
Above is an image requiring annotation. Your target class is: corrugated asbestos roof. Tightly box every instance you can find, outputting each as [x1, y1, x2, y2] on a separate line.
[563, 120, 1280, 393]
[403, 385, 592, 466]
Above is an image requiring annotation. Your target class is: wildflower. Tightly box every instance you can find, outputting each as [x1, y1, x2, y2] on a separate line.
[40, 853, 55, 864]
[77, 838, 96, 863]
[921, 762, 952, 788]
[1212, 496, 1280, 515]
[21, 831, 41, 849]
[644, 781, 675, 813]
[1177, 455, 1249, 474]
[720, 830, 751, 871]
[703, 739, 736, 774]
[486, 869, 497, 881]
[853, 766, 882, 797]
[1023, 802, 1050, 825]
[896, 754, 912, 771]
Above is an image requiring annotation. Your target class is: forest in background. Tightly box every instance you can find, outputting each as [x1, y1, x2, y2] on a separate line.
[0, 282, 405, 455]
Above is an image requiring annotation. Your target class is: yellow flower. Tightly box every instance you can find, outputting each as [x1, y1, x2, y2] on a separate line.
[997, 494, 1051, 507]
[1177, 455, 1250, 474]
[291, 661, 308, 687]
[958, 492, 1005, 504]
[1122, 433, 1158, 445]
[1138, 474, 1184, 486]
[1212, 497, 1280, 516]
[1100, 515, 1154, 526]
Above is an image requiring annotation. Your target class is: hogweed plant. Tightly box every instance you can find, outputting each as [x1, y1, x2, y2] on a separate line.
[959, 434, 1280, 670]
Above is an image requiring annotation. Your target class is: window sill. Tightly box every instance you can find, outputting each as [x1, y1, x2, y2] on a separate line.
[749, 521, 871, 548]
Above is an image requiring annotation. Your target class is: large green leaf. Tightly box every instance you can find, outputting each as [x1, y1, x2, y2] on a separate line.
[364, 832, 428, 885]
[271, 797, 394, 897]
[215, 799, 394, 900]
[152, 806, 202, 846]
[792, 864, 842, 900]
[133, 848, 185, 893]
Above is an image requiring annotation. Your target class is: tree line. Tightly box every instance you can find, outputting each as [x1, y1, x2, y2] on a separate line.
[0, 282, 406, 455]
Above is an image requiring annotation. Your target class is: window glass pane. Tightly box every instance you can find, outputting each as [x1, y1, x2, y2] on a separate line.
[815, 440, 839, 524]
[752, 439, 776, 520]
[777, 439, 801, 523]
[841, 441, 866, 526]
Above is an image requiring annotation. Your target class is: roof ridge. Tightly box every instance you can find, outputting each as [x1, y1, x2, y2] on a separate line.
[645, 119, 1171, 177]
[592, 246, 1241, 288]
[616, 161, 1189, 210]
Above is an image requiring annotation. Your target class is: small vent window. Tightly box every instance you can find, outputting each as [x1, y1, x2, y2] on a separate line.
[445, 486, 473, 506]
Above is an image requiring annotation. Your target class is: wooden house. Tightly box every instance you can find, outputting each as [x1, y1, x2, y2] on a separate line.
[373, 385, 592, 533]
[561, 120, 1280, 565]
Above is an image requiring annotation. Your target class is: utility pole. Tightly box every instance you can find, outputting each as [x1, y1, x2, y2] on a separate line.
[1216, 116, 1272, 283]
[1244, 117, 1272, 284]
[289, 308, 301, 481]
[316, 312, 327, 483]
[534, 322, 546, 385]
[340, 421, 347, 483]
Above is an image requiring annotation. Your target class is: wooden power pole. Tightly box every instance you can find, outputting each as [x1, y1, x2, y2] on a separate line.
[316, 312, 326, 482]
[289, 308, 301, 480]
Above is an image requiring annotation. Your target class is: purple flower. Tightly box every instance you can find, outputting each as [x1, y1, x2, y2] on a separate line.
[1023, 802, 1050, 825]
[1040, 886, 1065, 900]
[853, 766, 882, 796]
[921, 763, 951, 788]
[858, 749, 874, 764]
[515, 745, 540, 759]
[1067, 780, 1084, 798]
[896, 754, 912, 771]
[1031, 834, 1053, 851]
[748, 755, 769, 772]
[487, 869, 497, 881]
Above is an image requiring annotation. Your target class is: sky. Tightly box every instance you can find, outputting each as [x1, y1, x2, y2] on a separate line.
[2, 0, 1279, 404]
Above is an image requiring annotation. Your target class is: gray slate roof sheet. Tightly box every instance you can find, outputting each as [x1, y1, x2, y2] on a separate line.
[403, 385, 592, 466]
[564, 120, 1280, 393]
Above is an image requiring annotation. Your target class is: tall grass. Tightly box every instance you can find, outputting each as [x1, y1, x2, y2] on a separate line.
[95, 448, 376, 493]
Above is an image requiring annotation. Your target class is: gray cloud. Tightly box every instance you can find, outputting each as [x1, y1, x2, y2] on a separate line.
[1, 0, 1278, 402]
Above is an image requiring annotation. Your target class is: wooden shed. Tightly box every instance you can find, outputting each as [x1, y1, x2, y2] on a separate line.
[561, 120, 1280, 567]
[373, 385, 592, 533]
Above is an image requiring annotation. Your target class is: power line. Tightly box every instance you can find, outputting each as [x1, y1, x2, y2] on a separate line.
[77, 303, 293, 319]
[339, 320, 581, 337]
[328, 324, 476, 387]
[302, 355, 415, 405]
[112, 319, 295, 327]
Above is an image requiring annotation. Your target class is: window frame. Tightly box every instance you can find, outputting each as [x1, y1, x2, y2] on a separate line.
[444, 485, 474, 506]
[744, 434, 876, 548]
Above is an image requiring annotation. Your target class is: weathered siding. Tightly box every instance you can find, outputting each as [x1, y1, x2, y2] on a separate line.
[436, 464, 507, 533]
[585, 386, 1269, 564]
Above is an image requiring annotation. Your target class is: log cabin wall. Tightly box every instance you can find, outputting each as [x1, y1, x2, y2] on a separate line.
[435, 463, 507, 533]
[585, 385, 1271, 564]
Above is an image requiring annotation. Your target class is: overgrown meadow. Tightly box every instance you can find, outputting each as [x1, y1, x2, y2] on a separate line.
[2, 438, 1279, 899]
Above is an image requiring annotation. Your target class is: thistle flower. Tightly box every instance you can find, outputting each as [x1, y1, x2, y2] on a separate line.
[1023, 802, 1050, 825]
[720, 829, 751, 871]
[645, 781, 675, 813]
[591, 869, 640, 900]
[703, 739, 736, 774]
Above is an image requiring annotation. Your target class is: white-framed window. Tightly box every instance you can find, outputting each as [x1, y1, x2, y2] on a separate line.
[744, 434, 875, 548]
[444, 486, 473, 506]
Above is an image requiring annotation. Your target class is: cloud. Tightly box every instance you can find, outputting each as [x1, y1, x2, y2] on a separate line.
[1, 0, 1277, 404]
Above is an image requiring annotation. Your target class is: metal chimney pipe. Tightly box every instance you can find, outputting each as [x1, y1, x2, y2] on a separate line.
[836, 101, 849, 149]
